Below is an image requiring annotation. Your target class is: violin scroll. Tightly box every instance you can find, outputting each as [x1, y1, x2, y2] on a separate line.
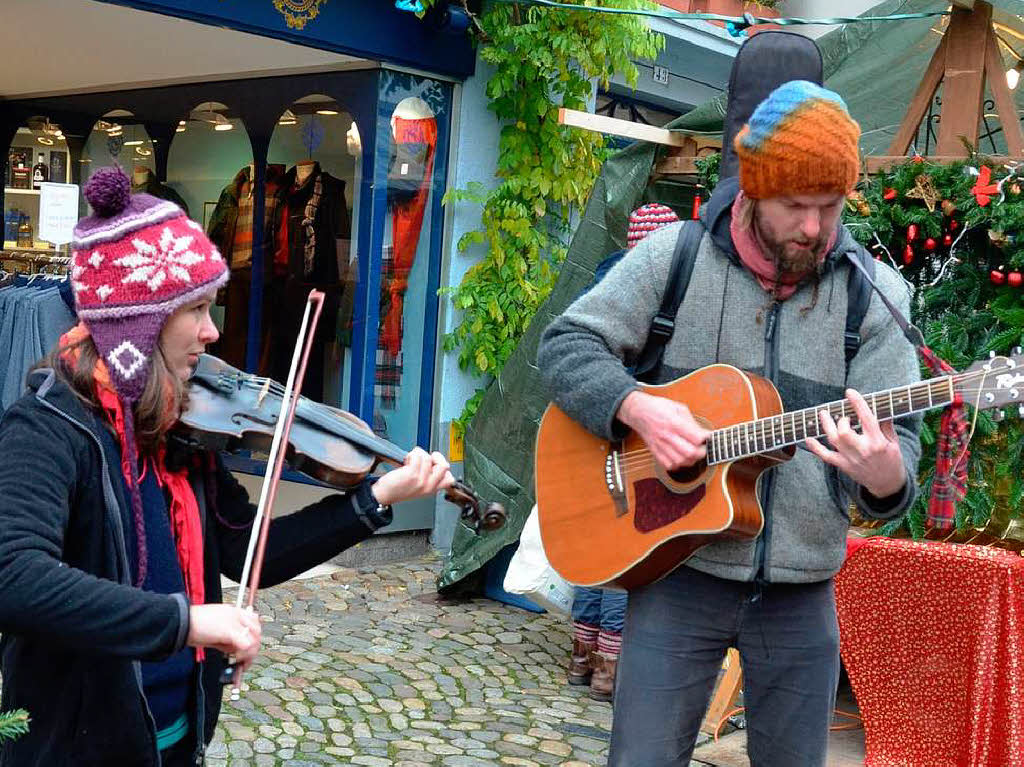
[445, 480, 507, 535]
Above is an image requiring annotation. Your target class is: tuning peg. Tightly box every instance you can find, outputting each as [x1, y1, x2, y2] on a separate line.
[993, 409, 1006, 422]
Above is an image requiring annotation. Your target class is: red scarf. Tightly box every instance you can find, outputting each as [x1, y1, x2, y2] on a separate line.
[60, 325, 206, 647]
[730, 191, 836, 300]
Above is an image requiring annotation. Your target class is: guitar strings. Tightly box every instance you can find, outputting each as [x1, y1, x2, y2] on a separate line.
[610, 363, 1014, 467]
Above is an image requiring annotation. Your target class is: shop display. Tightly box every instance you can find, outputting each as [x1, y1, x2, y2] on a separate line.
[48, 151, 66, 185]
[269, 160, 351, 402]
[7, 149, 30, 190]
[130, 165, 190, 215]
[207, 163, 288, 369]
[16, 218, 33, 248]
[31, 153, 48, 189]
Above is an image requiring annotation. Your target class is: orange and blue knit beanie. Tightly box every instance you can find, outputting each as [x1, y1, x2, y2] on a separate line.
[733, 80, 860, 200]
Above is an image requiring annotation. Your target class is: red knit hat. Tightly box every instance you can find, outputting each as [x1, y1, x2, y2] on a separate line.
[627, 203, 679, 249]
[71, 167, 228, 402]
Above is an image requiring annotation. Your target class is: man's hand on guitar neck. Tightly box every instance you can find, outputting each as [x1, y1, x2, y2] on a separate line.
[617, 390, 710, 470]
[805, 388, 907, 499]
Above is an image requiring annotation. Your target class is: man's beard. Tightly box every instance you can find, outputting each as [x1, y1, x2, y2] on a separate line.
[754, 214, 829, 276]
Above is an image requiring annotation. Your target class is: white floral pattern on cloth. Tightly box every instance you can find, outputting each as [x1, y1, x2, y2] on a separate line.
[836, 537, 1024, 766]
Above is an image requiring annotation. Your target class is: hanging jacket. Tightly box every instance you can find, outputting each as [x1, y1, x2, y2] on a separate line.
[0, 369, 390, 766]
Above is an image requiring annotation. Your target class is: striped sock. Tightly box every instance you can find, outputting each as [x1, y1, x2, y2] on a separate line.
[573, 622, 599, 645]
[597, 630, 622, 657]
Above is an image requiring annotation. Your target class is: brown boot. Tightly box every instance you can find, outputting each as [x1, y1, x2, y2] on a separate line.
[568, 639, 595, 685]
[589, 651, 617, 702]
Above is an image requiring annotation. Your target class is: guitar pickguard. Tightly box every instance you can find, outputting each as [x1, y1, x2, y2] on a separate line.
[632, 477, 705, 533]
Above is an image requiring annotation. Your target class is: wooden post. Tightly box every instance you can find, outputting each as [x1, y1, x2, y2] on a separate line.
[935, 1, 992, 154]
[872, 0, 1023, 170]
[701, 648, 743, 735]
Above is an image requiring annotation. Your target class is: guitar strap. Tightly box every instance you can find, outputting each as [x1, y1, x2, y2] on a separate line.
[632, 221, 924, 384]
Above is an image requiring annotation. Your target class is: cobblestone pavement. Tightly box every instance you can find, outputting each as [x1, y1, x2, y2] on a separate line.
[213, 554, 716, 767]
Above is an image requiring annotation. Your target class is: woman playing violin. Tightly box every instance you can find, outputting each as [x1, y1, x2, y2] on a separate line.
[0, 168, 454, 767]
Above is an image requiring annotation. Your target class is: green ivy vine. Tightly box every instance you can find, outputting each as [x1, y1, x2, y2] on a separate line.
[421, 0, 663, 434]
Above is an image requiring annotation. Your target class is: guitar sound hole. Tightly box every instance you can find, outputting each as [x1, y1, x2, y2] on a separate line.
[668, 458, 707, 484]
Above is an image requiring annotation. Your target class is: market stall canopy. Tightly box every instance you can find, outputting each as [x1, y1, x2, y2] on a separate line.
[674, 0, 1024, 157]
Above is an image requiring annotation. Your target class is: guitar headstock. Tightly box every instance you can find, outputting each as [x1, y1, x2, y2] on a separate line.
[955, 347, 1024, 420]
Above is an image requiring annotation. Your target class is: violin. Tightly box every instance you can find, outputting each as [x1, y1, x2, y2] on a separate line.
[177, 354, 506, 535]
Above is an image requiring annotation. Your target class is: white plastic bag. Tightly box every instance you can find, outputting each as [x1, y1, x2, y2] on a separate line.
[503, 504, 574, 615]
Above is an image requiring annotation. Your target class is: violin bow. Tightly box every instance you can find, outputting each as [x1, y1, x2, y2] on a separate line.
[227, 289, 325, 700]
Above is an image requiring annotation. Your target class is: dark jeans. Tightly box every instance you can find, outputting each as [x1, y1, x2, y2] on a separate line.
[609, 566, 840, 767]
[571, 586, 627, 633]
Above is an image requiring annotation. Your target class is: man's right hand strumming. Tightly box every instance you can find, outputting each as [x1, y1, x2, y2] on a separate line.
[617, 390, 710, 471]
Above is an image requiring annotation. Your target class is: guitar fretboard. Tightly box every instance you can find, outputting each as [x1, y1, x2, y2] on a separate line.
[706, 376, 954, 464]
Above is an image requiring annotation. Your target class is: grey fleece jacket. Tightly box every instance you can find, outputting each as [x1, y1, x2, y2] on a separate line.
[537, 218, 922, 584]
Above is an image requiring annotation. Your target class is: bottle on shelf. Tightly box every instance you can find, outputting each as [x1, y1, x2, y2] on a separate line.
[10, 157, 30, 190]
[17, 215, 34, 248]
[32, 153, 49, 189]
[4, 208, 21, 243]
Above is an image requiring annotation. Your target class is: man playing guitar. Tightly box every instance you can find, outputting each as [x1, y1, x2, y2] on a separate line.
[537, 81, 921, 766]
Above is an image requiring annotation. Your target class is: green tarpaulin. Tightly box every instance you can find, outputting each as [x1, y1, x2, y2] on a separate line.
[438, 0, 1024, 590]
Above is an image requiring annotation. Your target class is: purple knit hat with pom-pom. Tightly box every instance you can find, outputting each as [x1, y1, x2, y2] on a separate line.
[70, 166, 227, 585]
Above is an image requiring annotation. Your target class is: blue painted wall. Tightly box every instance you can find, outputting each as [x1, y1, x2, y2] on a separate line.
[93, 0, 475, 79]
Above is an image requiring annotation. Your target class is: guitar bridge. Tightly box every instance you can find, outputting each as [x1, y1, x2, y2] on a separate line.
[605, 445, 629, 517]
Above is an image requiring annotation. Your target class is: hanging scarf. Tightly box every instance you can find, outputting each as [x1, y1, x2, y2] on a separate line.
[730, 191, 837, 300]
[918, 346, 969, 530]
[59, 324, 206, 652]
[300, 171, 323, 278]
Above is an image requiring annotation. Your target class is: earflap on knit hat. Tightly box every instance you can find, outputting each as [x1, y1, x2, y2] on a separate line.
[627, 203, 680, 249]
[733, 80, 860, 200]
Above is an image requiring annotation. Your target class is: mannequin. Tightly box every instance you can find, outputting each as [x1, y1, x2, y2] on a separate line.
[346, 122, 362, 158]
[295, 159, 316, 185]
[390, 97, 433, 138]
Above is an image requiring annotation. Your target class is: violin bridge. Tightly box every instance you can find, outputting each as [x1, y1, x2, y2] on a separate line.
[257, 378, 271, 407]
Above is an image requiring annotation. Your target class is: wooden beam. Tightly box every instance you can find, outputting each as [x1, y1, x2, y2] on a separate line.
[886, 33, 947, 156]
[653, 155, 701, 175]
[558, 107, 691, 148]
[983, 25, 1024, 156]
[865, 155, 1019, 173]
[701, 649, 743, 736]
[935, 1, 992, 155]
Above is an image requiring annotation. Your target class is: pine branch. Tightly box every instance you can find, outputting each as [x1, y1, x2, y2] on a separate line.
[0, 709, 29, 743]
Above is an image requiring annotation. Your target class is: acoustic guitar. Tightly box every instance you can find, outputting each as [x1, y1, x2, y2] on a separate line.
[535, 353, 1024, 590]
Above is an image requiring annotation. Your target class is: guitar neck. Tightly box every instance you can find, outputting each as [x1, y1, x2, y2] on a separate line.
[707, 376, 955, 464]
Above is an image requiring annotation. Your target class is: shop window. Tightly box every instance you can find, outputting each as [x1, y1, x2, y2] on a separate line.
[168, 102, 254, 362]
[363, 74, 449, 452]
[4, 115, 72, 252]
[82, 112, 158, 204]
[264, 95, 360, 409]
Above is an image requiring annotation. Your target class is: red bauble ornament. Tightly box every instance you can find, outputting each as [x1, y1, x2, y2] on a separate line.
[883, 188, 898, 200]
[1009, 272, 1023, 288]
[906, 224, 918, 242]
[991, 269, 1007, 285]
[924, 238, 937, 251]
[950, 219, 960, 231]
[912, 154, 924, 163]
[943, 233, 953, 247]
[903, 245, 914, 266]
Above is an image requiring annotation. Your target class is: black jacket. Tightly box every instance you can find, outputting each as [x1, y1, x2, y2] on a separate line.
[0, 369, 386, 766]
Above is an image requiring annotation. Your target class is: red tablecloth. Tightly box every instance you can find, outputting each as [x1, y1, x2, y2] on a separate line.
[836, 537, 1024, 767]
